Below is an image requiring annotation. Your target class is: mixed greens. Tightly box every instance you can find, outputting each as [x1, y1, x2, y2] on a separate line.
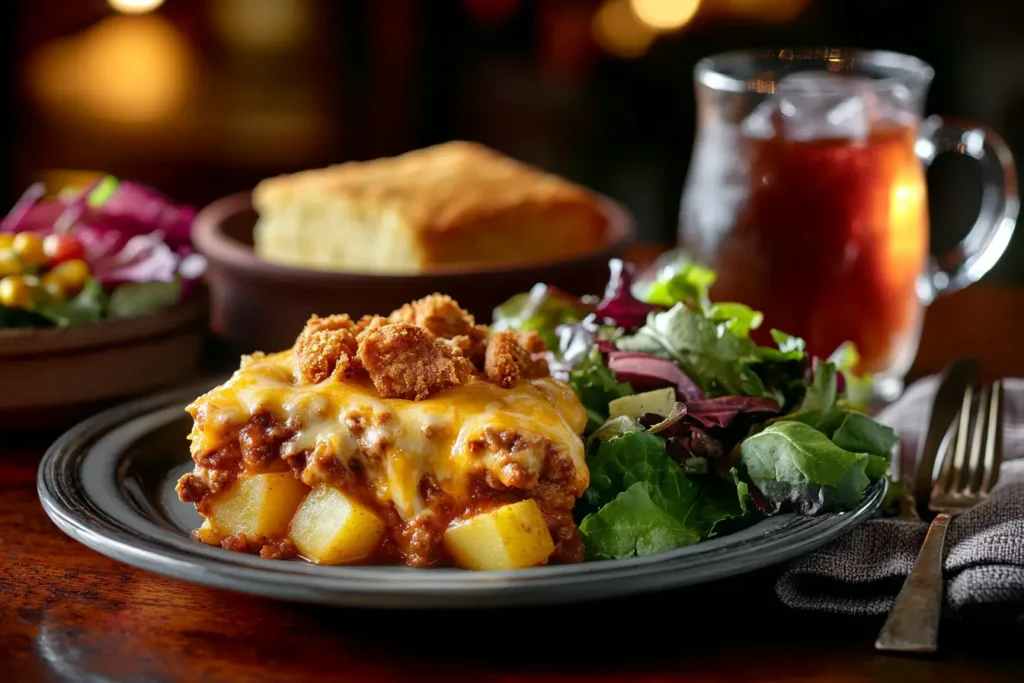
[494, 257, 896, 560]
[0, 176, 204, 330]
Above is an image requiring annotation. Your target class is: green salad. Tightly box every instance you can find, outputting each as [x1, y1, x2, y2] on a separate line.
[493, 257, 896, 560]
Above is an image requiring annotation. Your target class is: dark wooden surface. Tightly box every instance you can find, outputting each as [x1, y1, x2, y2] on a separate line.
[4, 282, 1024, 682]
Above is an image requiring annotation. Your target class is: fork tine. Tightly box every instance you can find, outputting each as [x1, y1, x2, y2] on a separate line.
[942, 384, 973, 495]
[980, 380, 1004, 496]
[965, 384, 989, 494]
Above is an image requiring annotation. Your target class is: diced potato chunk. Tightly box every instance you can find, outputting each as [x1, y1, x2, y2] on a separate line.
[444, 499, 555, 571]
[195, 519, 223, 545]
[206, 472, 309, 540]
[289, 486, 386, 564]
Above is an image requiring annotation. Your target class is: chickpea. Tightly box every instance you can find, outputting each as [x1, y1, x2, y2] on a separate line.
[12, 232, 46, 268]
[0, 275, 34, 308]
[48, 258, 91, 291]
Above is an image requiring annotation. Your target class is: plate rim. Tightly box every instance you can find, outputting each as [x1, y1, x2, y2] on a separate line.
[37, 379, 887, 609]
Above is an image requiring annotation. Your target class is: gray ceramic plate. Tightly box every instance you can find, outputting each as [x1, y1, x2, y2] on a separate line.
[38, 378, 886, 609]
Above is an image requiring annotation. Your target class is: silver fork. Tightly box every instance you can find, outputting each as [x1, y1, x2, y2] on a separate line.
[875, 380, 1004, 653]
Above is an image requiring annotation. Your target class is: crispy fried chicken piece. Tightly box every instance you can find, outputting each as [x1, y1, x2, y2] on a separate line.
[445, 328, 490, 367]
[389, 294, 489, 366]
[389, 294, 475, 337]
[294, 314, 362, 384]
[516, 330, 547, 356]
[357, 322, 476, 400]
[483, 331, 550, 389]
[355, 314, 388, 341]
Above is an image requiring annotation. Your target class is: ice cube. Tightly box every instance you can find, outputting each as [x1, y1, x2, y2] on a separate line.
[775, 72, 878, 142]
[740, 98, 778, 139]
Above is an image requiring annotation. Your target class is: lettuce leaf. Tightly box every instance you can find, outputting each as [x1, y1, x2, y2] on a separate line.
[643, 259, 716, 311]
[739, 420, 870, 514]
[579, 430, 752, 559]
[587, 415, 643, 449]
[685, 468, 751, 537]
[0, 305, 54, 328]
[583, 430, 701, 516]
[828, 341, 873, 410]
[35, 277, 107, 326]
[830, 410, 897, 479]
[107, 279, 181, 318]
[491, 283, 592, 352]
[798, 358, 839, 412]
[615, 303, 769, 398]
[579, 482, 701, 559]
[706, 302, 763, 338]
[755, 329, 806, 363]
[567, 347, 634, 434]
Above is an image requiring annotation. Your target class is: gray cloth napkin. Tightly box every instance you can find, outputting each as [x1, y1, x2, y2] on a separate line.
[775, 376, 1024, 621]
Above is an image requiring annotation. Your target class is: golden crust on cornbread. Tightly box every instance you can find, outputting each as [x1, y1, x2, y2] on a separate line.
[251, 141, 609, 273]
[176, 294, 589, 568]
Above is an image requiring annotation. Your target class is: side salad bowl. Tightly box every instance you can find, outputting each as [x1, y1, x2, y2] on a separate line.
[0, 296, 207, 431]
[0, 177, 209, 431]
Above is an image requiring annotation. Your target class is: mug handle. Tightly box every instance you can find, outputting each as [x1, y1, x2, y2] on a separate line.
[916, 115, 1019, 303]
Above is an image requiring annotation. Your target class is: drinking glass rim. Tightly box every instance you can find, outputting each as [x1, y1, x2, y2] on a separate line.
[695, 47, 936, 94]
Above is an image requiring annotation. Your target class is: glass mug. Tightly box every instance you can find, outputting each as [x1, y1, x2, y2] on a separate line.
[677, 48, 1018, 401]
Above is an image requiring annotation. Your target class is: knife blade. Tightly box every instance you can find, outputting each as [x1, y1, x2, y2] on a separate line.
[911, 357, 979, 520]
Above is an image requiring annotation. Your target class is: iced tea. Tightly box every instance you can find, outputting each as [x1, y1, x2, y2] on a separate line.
[680, 121, 929, 375]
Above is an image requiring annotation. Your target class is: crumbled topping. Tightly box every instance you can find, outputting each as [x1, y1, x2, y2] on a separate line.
[290, 294, 550, 398]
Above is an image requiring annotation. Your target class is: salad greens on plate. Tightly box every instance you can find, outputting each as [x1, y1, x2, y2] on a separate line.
[494, 256, 896, 560]
[0, 176, 205, 331]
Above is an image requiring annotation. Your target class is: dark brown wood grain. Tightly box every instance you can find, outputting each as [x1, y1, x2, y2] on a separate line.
[3, 282, 1024, 682]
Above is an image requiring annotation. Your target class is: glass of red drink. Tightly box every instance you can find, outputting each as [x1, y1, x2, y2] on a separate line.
[678, 48, 1018, 400]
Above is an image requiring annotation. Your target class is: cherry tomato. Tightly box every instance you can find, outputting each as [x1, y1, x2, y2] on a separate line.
[41, 272, 68, 301]
[0, 234, 13, 250]
[12, 232, 46, 268]
[0, 249, 21, 278]
[48, 258, 91, 291]
[0, 275, 33, 308]
[43, 233, 86, 266]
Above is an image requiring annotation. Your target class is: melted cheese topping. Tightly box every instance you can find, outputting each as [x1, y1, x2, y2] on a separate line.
[188, 351, 588, 520]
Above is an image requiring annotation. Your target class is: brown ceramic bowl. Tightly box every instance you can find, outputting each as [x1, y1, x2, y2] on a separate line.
[192, 191, 635, 354]
[0, 297, 208, 431]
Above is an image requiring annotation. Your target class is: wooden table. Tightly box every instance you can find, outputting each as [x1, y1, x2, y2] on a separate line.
[4, 284, 1024, 682]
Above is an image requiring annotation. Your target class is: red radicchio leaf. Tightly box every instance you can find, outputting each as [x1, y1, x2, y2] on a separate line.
[554, 317, 600, 372]
[92, 233, 206, 289]
[683, 396, 782, 429]
[606, 350, 705, 401]
[0, 182, 46, 233]
[92, 234, 178, 286]
[2, 180, 197, 248]
[592, 258, 661, 331]
[643, 402, 688, 434]
[91, 180, 197, 248]
[1, 199, 65, 235]
[665, 424, 725, 462]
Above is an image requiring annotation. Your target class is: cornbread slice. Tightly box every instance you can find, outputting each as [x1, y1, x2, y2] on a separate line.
[251, 141, 609, 273]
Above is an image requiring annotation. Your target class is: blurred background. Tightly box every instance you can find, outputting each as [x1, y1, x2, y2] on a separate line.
[3, 0, 1022, 283]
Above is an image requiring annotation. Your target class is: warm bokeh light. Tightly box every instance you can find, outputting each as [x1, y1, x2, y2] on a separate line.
[592, 0, 657, 59]
[26, 15, 193, 125]
[211, 0, 310, 52]
[108, 0, 165, 14]
[629, 0, 701, 31]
